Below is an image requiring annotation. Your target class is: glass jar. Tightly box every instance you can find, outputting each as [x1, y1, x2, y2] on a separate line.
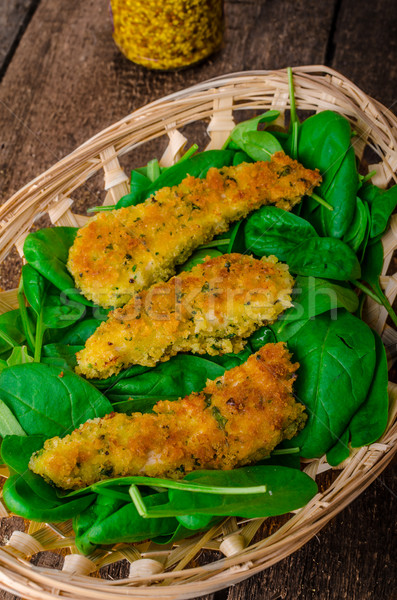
[110, 0, 224, 70]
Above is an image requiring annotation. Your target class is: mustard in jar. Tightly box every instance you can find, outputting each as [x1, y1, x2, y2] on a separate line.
[110, 0, 224, 70]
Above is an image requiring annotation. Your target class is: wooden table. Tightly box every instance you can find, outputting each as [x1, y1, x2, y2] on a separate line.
[0, 1, 396, 598]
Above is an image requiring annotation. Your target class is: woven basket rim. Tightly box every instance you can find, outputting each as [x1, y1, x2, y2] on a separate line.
[0, 65, 396, 600]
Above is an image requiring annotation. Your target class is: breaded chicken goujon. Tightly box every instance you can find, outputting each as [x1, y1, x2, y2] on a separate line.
[68, 153, 320, 308]
[30, 343, 305, 490]
[76, 253, 294, 379]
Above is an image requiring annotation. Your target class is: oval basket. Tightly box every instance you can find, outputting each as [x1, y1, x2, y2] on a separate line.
[0, 66, 396, 600]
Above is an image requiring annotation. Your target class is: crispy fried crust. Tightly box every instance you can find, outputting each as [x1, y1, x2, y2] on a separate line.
[30, 343, 305, 489]
[68, 153, 321, 307]
[76, 253, 294, 379]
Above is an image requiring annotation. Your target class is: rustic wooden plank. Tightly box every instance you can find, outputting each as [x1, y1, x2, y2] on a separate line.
[0, 0, 338, 207]
[0, 0, 337, 288]
[331, 0, 397, 106]
[0, 0, 39, 74]
[0, 1, 395, 599]
[225, 465, 396, 600]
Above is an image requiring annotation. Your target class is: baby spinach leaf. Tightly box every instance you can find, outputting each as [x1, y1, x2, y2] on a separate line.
[1, 434, 44, 474]
[1, 434, 74, 504]
[74, 495, 123, 554]
[90, 364, 152, 391]
[360, 239, 383, 290]
[23, 227, 92, 306]
[6, 346, 34, 367]
[298, 110, 351, 195]
[326, 429, 350, 466]
[176, 513, 220, 531]
[359, 182, 397, 239]
[41, 343, 82, 370]
[129, 466, 317, 518]
[0, 363, 112, 437]
[273, 277, 359, 340]
[349, 329, 389, 448]
[277, 310, 376, 457]
[244, 206, 317, 260]
[0, 402, 26, 437]
[229, 111, 280, 147]
[117, 150, 235, 208]
[280, 276, 358, 324]
[357, 240, 397, 330]
[232, 151, 254, 166]
[121, 170, 151, 207]
[178, 249, 223, 273]
[249, 326, 276, 352]
[3, 474, 94, 521]
[0, 309, 29, 354]
[107, 355, 225, 410]
[236, 131, 283, 162]
[343, 197, 369, 253]
[227, 219, 246, 254]
[84, 493, 179, 548]
[202, 347, 252, 370]
[321, 147, 358, 238]
[326, 330, 388, 465]
[288, 237, 361, 281]
[60, 318, 102, 345]
[23, 265, 85, 330]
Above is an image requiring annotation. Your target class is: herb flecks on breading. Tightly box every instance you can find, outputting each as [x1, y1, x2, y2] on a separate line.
[76, 253, 294, 379]
[68, 153, 320, 308]
[30, 343, 305, 490]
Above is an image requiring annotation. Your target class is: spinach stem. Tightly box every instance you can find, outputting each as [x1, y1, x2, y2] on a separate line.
[92, 486, 131, 502]
[352, 279, 380, 302]
[87, 205, 116, 213]
[375, 287, 397, 329]
[0, 329, 17, 349]
[287, 67, 299, 126]
[129, 485, 150, 517]
[128, 476, 267, 495]
[311, 193, 334, 211]
[199, 239, 230, 250]
[147, 159, 161, 182]
[17, 279, 35, 353]
[34, 313, 45, 363]
[178, 144, 199, 163]
[221, 136, 231, 150]
[291, 121, 299, 160]
[272, 447, 300, 455]
[361, 170, 377, 184]
[352, 279, 397, 328]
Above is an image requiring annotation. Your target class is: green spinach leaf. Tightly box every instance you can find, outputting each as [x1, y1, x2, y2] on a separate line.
[23, 227, 92, 306]
[129, 466, 317, 518]
[360, 182, 397, 239]
[107, 355, 225, 411]
[0, 363, 112, 437]
[288, 237, 361, 281]
[245, 206, 317, 260]
[117, 150, 235, 208]
[321, 147, 358, 238]
[276, 310, 376, 457]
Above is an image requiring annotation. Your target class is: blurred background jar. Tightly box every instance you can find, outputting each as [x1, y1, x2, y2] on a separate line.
[110, 0, 224, 70]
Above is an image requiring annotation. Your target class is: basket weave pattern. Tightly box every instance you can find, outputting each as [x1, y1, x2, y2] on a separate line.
[0, 66, 396, 599]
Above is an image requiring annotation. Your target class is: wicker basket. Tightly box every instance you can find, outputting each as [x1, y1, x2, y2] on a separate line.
[0, 66, 396, 600]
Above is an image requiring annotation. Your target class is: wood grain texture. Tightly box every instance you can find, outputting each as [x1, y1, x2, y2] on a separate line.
[331, 0, 397, 106]
[0, 0, 396, 599]
[0, 0, 39, 71]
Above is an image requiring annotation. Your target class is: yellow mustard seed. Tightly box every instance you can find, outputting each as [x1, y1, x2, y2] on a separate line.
[110, 0, 224, 70]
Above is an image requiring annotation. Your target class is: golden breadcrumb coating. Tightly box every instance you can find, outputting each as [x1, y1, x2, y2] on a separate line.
[68, 153, 321, 307]
[76, 253, 294, 379]
[30, 343, 305, 490]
